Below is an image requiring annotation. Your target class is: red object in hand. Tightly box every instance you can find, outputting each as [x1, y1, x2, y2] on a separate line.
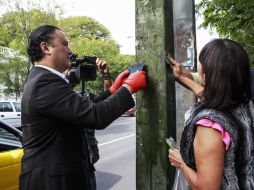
[123, 70, 146, 93]
[110, 70, 130, 94]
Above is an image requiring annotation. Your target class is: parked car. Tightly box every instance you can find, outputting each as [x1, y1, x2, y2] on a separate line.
[0, 101, 21, 128]
[0, 120, 23, 190]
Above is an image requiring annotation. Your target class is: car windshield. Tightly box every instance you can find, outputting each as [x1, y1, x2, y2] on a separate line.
[0, 102, 13, 112]
[13, 102, 21, 112]
[0, 127, 22, 151]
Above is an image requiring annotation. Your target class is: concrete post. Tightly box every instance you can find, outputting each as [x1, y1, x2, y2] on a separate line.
[136, 0, 196, 189]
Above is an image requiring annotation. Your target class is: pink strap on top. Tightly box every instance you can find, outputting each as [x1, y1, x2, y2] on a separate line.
[196, 119, 231, 150]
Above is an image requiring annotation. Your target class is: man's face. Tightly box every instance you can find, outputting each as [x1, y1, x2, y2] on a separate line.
[47, 30, 72, 72]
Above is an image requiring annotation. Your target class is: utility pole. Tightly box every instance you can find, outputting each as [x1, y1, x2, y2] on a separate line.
[136, 0, 196, 189]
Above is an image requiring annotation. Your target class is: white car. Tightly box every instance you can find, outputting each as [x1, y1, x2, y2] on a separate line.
[0, 101, 21, 128]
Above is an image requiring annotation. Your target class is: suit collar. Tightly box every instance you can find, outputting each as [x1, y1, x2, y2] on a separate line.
[34, 65, 69, 83]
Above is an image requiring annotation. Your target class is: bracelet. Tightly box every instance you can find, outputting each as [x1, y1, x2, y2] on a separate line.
[103, 74, 111, 80]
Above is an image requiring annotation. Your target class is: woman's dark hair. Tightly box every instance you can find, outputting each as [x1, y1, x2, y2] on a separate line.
[199, 38, 251, 110]
[27, 25, 60, 64]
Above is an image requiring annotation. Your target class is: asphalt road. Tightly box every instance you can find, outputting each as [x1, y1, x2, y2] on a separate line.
[2, 116, 136, 189]
[95, 116, 136, 190]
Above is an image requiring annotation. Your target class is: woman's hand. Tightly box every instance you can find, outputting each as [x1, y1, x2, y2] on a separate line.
[167, 54, 184, 80]
[168, 148, 185, 169]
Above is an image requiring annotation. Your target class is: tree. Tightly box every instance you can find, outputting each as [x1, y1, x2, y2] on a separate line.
[0, 5, 135, 96]
[0, 0, 61, 98]
[58, 16, 111, 41]
[0, 0, 61, 53]
[0, 9, 58, 98]
[0, 54, 28, 100]
[196, 0, 254, 64]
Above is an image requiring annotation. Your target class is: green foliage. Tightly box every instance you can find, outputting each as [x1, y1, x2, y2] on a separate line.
[0, 8, 59, 97]
[196, 0, 254, 65]
[0, 55, 29, 99]
[0, 4, 135, 96]
[58, 16, 111, 40]
[0, 9, 58, 54]
[0, 0, 61, 54]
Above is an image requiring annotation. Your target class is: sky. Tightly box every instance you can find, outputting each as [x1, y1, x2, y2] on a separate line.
[55, 0, 218, 55]
[0, 0, 217, 55]
[55, 0, 135, 55]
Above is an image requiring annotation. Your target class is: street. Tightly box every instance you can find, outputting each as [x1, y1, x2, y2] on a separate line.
[95, 116, 136, 190]
[2, 116, 136, 189]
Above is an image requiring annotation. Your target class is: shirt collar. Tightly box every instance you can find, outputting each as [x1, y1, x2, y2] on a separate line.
[35, 65, 69, 83]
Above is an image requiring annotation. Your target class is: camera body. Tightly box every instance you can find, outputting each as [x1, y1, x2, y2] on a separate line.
[69, 54, 97, 84]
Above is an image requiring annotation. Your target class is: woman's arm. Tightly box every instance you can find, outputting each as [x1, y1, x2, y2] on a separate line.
[192, 126, 225, 189]
[169, 125, 225, 190]
[167, 54, 204, 98]
[176, 75, 204, 98]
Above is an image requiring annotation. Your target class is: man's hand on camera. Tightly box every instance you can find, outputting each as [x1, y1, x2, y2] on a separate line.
[109, 70, 129, 94]
[122, 70, 146, 93]
[96, 58, 110, 79]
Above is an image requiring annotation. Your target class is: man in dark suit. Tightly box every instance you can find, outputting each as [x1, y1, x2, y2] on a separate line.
[20, 25, 146, 190]
[67, 66, 129, 190]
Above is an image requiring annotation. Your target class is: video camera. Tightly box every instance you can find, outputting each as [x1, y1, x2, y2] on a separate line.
[69, 54, 97, 84]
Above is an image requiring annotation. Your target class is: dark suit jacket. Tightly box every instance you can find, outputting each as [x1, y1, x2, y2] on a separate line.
[19, 67, 134, 190]
[80, 91, 110, 171]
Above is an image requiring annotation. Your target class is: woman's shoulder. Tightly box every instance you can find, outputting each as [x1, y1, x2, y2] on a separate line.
[196, 118, 231, 150]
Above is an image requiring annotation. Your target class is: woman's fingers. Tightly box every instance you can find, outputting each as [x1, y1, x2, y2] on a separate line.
[168, 149, 182, 168]
[167, 53, 180, 66]
[170, 159, 175, 166]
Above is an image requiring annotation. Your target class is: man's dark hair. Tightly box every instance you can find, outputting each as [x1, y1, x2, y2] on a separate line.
[199, 38, 251, 110]
[27, 25, 60, 64]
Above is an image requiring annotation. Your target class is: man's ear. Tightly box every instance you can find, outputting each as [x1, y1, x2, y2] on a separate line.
[40, 42, 51, 55]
